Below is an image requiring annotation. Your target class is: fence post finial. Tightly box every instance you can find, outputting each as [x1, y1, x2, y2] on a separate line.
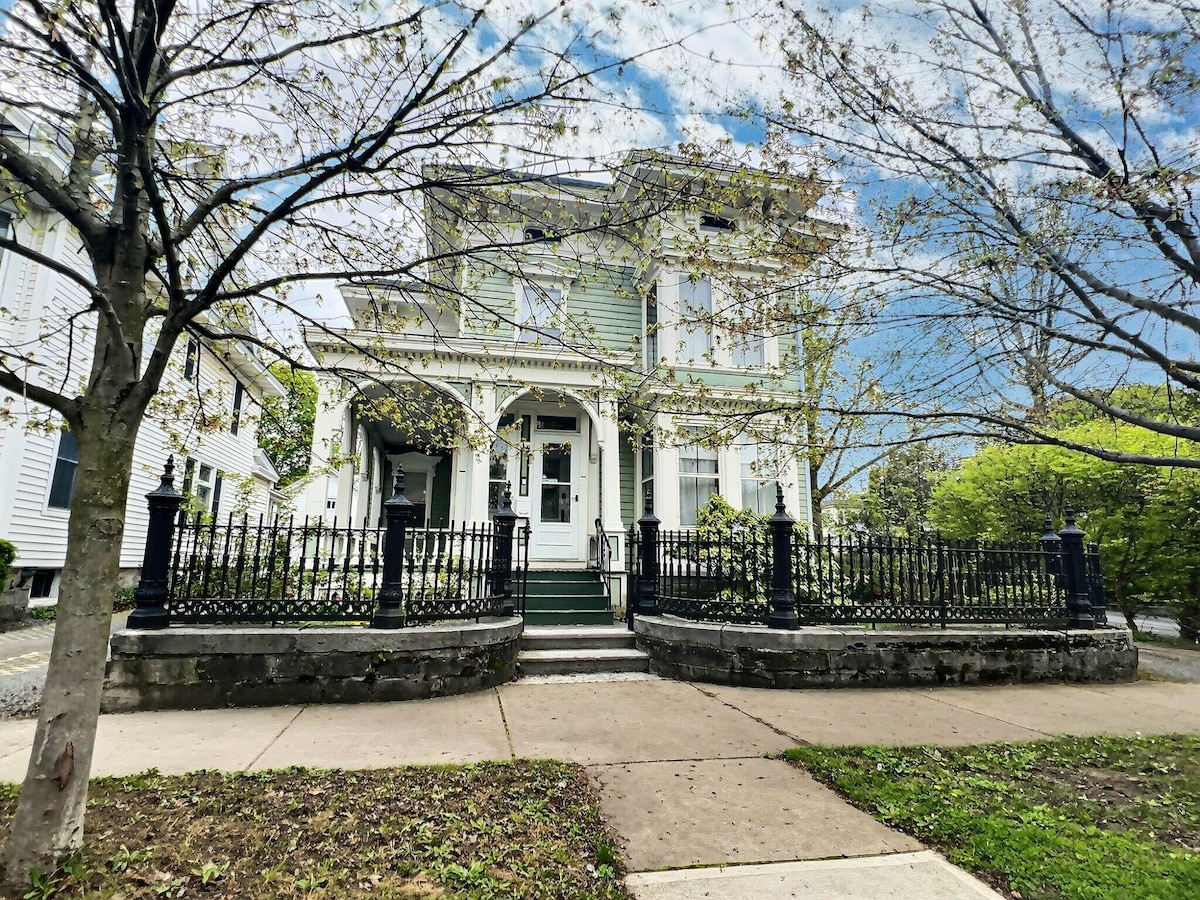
[768, 482, 798, 630]
[372, 463, 413, 629]
[129, 457, 186, 630]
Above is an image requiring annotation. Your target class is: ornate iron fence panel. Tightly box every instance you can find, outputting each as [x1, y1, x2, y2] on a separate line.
[168, 514, 511, 625]
[791, 534, 1068, 626]
[654, 528, 770, 625]
[632, 527, 1071, 627]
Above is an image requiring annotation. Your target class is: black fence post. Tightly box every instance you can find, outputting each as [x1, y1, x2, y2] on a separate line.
[1085, 542, 1107, 626]
[492, 485, 517, 616]
[371, 467, 413, 629]
[625, 525, 639, 630]
[1039, 511, 1062, 597]
[637, 487, 660, 617]
[767, 483, 798, 630]
[1058, 503, 1095, 629]
[128, 457, 186, 630]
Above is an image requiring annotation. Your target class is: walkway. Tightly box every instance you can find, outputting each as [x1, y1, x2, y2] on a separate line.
[1, 678, 1197, 898]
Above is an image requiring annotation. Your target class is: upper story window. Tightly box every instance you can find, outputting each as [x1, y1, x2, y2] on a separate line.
[0, 210, 11, 268]
[47, 429, 78, 509]
[518, 282, 563, 344]
[523, 227, 559, 244]
[230, 380, 246, 435]
[729, 328, 766, 368]
[678, 276, 712, 363]
[699, 214, 736, 234]
[643, 285, 659, 371]
[183, 336, 199, 381]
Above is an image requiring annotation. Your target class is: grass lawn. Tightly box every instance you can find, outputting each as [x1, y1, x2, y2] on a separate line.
[788, 735, 1200, 900]
[0, 760, 628, 899]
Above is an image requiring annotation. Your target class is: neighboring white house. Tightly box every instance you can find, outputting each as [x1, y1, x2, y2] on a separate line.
[301, 154, 838, 611]
[0, 109, 284, 599]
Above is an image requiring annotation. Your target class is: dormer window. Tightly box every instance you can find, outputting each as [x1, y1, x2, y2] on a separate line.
[699, 214, 736, 233]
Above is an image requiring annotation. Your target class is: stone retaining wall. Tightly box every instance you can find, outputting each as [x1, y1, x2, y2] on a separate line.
[103, 618, 521, 711]
[634, 616, 1137, 688]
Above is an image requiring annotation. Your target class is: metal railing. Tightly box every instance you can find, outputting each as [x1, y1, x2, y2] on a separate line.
[594, 518, 614, 607]
[626, 486, 1105, 630]
[127, 459, 527, 629]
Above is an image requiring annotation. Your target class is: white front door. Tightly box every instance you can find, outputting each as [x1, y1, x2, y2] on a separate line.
[529, 436, 579, 560]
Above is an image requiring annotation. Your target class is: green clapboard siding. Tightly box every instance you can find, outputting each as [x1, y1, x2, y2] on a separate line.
[563, 263, 641, 353]
[619, 430, 636, 524]
[459, 254, 641, 352]
[462, 264, 514, 338]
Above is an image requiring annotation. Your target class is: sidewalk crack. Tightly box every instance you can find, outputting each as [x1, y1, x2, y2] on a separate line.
[686, 683, 806, 745]
[899, 687, 1053, 737]
[494, 688, 515, 759]
[246, 705, 307, 770]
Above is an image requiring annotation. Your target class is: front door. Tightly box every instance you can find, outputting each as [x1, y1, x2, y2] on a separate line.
[530, 437, 579, 560]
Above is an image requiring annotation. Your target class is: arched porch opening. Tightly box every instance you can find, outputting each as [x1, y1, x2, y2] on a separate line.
[348, 381, 468, 528]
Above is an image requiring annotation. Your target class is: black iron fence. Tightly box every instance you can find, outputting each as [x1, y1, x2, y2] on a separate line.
[127, 459, 528, 629]
[627, 486, 1106, 630]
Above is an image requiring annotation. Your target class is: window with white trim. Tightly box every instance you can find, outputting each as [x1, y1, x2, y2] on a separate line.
[678, 276, 712, 363]
[737, 435, 780, 515]
[47, 429, 78, 509]
[678, 427, 718, 527]
[182, 458, 223, 519]
[729, 328, 766, 367]
[517, 282, 563, 344]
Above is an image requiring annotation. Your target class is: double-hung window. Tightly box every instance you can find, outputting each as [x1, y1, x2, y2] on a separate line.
[183, 458, 222, 519]
[678, 427, 719, 527]
[729, 321, 766, 368]
[737, 435, 779, 515]
[48, 429, 78, 509]
[678, 276, 712, 363]
[517, 282, 563, 344]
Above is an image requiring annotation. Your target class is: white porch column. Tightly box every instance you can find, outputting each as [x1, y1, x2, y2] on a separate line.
[597, 400, 625, 569]
[654, 413, 681, 529]
[303, 378, 352, 521]
[459, 384, 496, 524]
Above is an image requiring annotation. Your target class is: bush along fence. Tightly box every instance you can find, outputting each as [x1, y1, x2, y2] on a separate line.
[626, 486, 1106, 630]
[127, 458, 529, 629]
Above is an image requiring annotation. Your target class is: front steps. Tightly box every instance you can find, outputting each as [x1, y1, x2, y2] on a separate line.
[518, 625, 650, 676]
[521, 570, 614, 626]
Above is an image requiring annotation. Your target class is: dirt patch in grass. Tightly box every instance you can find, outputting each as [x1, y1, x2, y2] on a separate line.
[788, 735, 1200, 900]
[0, 760, 628, 899]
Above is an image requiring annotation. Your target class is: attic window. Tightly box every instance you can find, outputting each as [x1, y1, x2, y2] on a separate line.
[699, 214, 736, 233]
[523, 227, 559, 244]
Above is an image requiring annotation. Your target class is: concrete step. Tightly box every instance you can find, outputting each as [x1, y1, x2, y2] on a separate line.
[522, 610, 616, 626]
[522, 625, 634, 651]
[517, 647, 649, 676]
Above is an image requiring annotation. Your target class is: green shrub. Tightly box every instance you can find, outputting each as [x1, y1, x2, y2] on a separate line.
[0, 539, 16, 588]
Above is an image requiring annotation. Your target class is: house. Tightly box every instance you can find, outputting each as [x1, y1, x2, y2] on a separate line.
[300, 154, 837, 615]
[0, 109, 284, 600]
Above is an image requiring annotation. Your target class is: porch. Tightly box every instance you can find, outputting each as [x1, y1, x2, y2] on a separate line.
[306, 382, 629, 599]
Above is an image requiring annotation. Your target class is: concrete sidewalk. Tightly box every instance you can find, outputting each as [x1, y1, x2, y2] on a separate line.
[1, 678, 1196, 898]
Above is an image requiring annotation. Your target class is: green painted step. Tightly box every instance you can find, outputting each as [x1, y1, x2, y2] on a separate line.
[524, 581, 607, 597]
[524, 609, 617, 625]
[523, 570, 603, 583]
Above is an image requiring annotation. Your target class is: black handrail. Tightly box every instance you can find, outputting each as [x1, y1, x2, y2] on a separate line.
[595, 517, 613, 606]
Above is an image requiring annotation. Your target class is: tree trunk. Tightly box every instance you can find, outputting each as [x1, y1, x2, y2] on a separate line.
[2, 424, 138, 886]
